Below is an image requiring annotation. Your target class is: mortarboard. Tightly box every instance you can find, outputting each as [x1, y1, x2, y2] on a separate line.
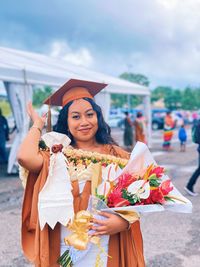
[44, 78, 107, 107]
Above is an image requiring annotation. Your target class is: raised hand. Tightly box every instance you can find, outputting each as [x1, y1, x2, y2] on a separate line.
[27, 102, 47, 129]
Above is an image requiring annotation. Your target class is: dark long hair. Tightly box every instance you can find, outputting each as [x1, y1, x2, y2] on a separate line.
[54, 98, 116, 145]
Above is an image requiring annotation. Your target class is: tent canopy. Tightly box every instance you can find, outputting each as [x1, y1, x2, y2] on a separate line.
[0, 46, 150, 96]
[0, 46, 151, 173]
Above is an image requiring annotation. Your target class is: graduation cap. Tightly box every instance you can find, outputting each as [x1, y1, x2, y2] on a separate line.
[43, 78, 107, 131]
[44, 78, 107, 107]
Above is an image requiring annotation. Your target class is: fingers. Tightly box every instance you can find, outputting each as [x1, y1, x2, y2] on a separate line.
[42, 112, 48, 119]
[92, 218, 106, 226]
[26, 102, 32, 117]
[91, 225, 108, 236]
[92, 225, 106, 232]
[92, 230, 107, 236]
[97, 211, 112, 218]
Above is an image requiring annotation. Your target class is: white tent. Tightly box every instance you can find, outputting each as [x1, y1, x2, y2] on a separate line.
[0, 46, 151, 173]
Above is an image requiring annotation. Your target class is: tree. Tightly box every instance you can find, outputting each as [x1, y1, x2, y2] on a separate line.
[111, 93, 127, 108]
[181, 87, 197, 110]
[32, 86, 53, 107]
[151, 86, 182, 110]
[193, 88, 200, 109]
[114, 72, 149, 108]
[119, 72, 150, 86]
[151, 86, 168, 102]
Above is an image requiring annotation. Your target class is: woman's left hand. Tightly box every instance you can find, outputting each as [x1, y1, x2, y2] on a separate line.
[91, 211, 129, 236]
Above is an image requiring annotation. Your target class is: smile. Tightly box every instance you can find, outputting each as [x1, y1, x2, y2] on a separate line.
[79, 128, 92, 133]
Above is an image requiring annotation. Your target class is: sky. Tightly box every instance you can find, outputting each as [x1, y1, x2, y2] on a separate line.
[1, 0, 200, 89]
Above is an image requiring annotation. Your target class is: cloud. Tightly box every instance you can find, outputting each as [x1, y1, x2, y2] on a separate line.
[49, 41, 94, 68]
[0, 0, 200, 88]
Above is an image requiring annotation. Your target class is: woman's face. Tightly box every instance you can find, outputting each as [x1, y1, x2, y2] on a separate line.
[67, 99, 98, 143]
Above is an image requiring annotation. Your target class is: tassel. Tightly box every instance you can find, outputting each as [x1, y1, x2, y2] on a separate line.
[47, 100, 52, 132]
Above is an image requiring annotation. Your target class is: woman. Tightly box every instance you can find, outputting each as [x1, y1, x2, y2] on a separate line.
[123, 111, 133, 151]
[163, 111, 175, 151]
[134, 111, 147, 144]
[18, 79, 145, 267]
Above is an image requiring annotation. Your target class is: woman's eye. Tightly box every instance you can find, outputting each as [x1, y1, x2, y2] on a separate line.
[87, 113, 94, 117]
[72, 115, 80, 119]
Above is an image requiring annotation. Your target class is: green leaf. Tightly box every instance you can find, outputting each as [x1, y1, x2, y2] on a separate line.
[122, 189, 140, 205]
[95, 188, 107, 203]
[164, 196, 175, 202]
[57, 250, 72, 267]
[149, 179, 160, 187]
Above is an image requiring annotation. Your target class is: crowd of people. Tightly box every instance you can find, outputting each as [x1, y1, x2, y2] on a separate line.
[123, 110, 147, 151]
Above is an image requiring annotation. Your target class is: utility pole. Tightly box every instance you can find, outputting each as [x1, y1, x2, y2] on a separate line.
[126, 63, 133, 111]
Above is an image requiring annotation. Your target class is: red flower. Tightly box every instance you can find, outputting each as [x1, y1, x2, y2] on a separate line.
[107, 187, 130, 207]
[160, 180, 173, 195]
[150, 188, 165, 204]
[107, 188, 122, 207]
[117, 173, 137, 189]
[141, 188, 165, 205]
[149, 166, 164, 178]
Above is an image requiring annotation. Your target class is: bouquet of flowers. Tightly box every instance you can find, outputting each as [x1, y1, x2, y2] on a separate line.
[96, 142, 192, 214]
[96, 164, 173, 207]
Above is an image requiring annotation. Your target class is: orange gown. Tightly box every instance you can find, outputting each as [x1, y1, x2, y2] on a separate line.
[21, 144, 145, 267]
[135, 118, 147, 144]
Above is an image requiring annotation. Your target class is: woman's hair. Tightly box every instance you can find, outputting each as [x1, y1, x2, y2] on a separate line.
[54, 98, 116, 145]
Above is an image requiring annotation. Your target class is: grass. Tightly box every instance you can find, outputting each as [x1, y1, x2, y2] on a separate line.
[0, 100, 12, 117]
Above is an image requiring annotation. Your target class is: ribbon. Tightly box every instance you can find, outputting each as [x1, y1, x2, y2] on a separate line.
[64, 210, 100, 250]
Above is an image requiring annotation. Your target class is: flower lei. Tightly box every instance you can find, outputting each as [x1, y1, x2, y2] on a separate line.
[62, 147, 128, 168]
[19, 143, 128, 188]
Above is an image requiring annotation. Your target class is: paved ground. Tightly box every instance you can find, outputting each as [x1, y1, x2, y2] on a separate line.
[0, 128, 200, 267]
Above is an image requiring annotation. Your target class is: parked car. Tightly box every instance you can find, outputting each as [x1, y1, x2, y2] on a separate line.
[151, 109, 168, 130]
[107, 115, 125, 128]
[152, 117, 164, 130]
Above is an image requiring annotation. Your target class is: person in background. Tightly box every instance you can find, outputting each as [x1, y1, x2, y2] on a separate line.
[162, 111, 175, 151]
[134, 111, 147, 144]
[184, 118, 200, 196]
[0, 108, 9, 164]
[178, 124, 187, 152]
[192, 112, 198, 125]
[184, 144, 200, 197]
[123, 111, 133, 151]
